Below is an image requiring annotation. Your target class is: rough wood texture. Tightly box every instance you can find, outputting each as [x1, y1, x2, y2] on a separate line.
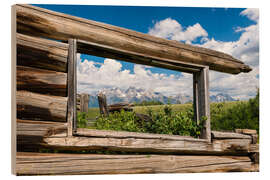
[211, 131, 251, 139]
[17, 119, 66, 152]
[16, 91, 67, 122]
[76, 94, 89, 113]
[194, 67, 211, 142]
[16, 152, 258, 175]
[42, 128, 256, 155]
[98, 92, 109, 116]
[67, 39, 77, 136]
[16, 4, 251, 74]
[17, 65, 67, 96]
[235, 129, 257, 135]
[16, 33, 68, 72]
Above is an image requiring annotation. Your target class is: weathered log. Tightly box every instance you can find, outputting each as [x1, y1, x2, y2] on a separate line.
[16, 152, 258, 175]
[43, 128, 255, 155]
[17, 119, 67, 152]
[17, 65, 67, 96]
[76, 94, 89, 113]
[16, 4, 251, 74]
[211, 131, 251, 139]
[16, 91, 68, 122]
[97, 93, 109, 116]
[235, 129, 257, 135]
[16, 33, 68, 72]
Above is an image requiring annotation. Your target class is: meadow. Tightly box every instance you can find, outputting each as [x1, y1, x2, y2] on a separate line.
[77, 92, 259, 137]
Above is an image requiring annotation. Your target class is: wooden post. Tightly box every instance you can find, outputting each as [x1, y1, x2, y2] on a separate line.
[193, 67, 211, 142]
[67, 39, 77, 137]
[98, 93, 109, 116]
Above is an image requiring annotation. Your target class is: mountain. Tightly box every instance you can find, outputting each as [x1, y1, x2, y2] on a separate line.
[87, 87, 235, 107]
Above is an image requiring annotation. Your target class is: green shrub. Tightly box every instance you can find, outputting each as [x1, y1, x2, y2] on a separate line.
[94, 105, 203, 137]
[77, 111, 88, 128]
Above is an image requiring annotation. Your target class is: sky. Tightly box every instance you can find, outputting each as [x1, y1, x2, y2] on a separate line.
[35, 5, 259, 100]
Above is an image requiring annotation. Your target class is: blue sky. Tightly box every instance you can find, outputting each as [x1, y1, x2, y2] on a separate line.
[34, 4, 259, 99]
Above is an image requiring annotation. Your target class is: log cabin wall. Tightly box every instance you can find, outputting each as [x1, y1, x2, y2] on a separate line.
[12, 4, 258, 175]
[16, 33, 70, 151]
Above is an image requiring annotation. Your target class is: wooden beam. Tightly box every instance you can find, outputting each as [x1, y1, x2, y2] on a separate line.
[17, 119, 67, 152]
[16, 91, 67, 122]
[194, 67, 211, 142]
[16, 4, 251, 74]
[97, 92, 109, 116]
[17, 65, 67, 96]
[211, 131, 251, 139]
[42, 128, 257, 155]
[67, 39, 77, 137]
[16, 152, 258, 175]
[16, 33, 68, 72]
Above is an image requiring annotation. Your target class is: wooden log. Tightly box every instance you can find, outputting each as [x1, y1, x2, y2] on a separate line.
[43, 128, 255, 155]
[16, 33, 68, 72]
[17, 119, 67, 152]
[235, 129, 257, 135]
[16, 152, 258, 175]
[77, 94, 90, 113]
[16, 4, 251, 74]
[194, 67, 211, 142]
[211, 131, 251, 139]
[17, 65, 67, 96]
[16, 91, 68, 122]
[97, 92, 109, 116]
[67, 39, 77, 136]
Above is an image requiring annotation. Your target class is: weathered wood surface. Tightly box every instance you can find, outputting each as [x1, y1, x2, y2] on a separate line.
[16, 91, 67, 122]
[76, 94, 89, 113]
[16, 4, 251, 74]
[16, 33, 68, 72]
[17, 119, 67, 152]
[16, 152, 258, 175]
[193, 67, 211, 142]
[40, 128, 258, 155]
[67, 39, 77, 136]
[108, 103, 134, 112]
[211, 131, 251, 139]
[98, 92, 109, 116]
[235, 129, 257, 135]
[17, 65, 67, 96]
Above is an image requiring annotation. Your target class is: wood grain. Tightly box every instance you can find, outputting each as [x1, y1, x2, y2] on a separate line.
[16, 91, 67, 122]
[16, 33, 68, 72]
[16, 152, 258, 175]
[15, 4, 251, 74]
[17, 65, 67, 96]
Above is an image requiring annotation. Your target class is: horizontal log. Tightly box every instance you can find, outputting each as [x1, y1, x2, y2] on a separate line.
[16, 4, 251, 74]
[211, 131, 251, 139]
[41, 129, 255, 155]
[16, 33, 68, 72]
[17, 91, 68, 122]
[235, 129, 257, 135]
[17, 66, 67, 96]
[16, 152, 258, 175]
[17, 119, 67, 152]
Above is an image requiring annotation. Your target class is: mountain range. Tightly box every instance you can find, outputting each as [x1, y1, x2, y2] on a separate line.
[87, 86, 236, 107]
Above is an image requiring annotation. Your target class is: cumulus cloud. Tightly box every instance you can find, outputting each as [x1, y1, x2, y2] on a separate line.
[77, 56, 193, 96]
[77, 8, 259, 100]
[148, 18, 208, 44]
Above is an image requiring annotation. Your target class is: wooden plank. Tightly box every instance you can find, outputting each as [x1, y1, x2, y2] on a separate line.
[16, 152, 257, 175]
[16, 4, 251, 74]
[195, 67, 211, 142]
[67, 39, 77, 136]
[193, 72, 199, 125]
[17, 65, 67, 96]
[16, 33, 68, 72]
[97, 92, 109, 116]
[211, 131, 251, 139]
[16, 91, 67, 122]
[17, 119, 67, 152]
[235, 129, 257, 135]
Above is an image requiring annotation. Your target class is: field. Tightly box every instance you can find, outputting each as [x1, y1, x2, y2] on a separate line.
[78, 94, 259, 135]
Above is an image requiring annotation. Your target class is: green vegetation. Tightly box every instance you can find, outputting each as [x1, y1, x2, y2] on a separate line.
[78, 91, 259, 136]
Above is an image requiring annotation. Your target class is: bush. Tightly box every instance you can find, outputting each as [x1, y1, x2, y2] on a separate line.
[94, 104, 203, 137]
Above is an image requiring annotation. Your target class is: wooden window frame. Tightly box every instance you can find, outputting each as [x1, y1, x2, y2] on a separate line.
[67, 38, 211, 142]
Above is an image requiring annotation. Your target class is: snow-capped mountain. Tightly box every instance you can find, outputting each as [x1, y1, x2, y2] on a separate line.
[87, 87, 235, 107]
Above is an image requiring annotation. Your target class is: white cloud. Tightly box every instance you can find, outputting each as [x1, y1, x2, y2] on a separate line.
[77, 56, 193, 96]
[148, 18, 208, 44]
[77, 8, 259, 100]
